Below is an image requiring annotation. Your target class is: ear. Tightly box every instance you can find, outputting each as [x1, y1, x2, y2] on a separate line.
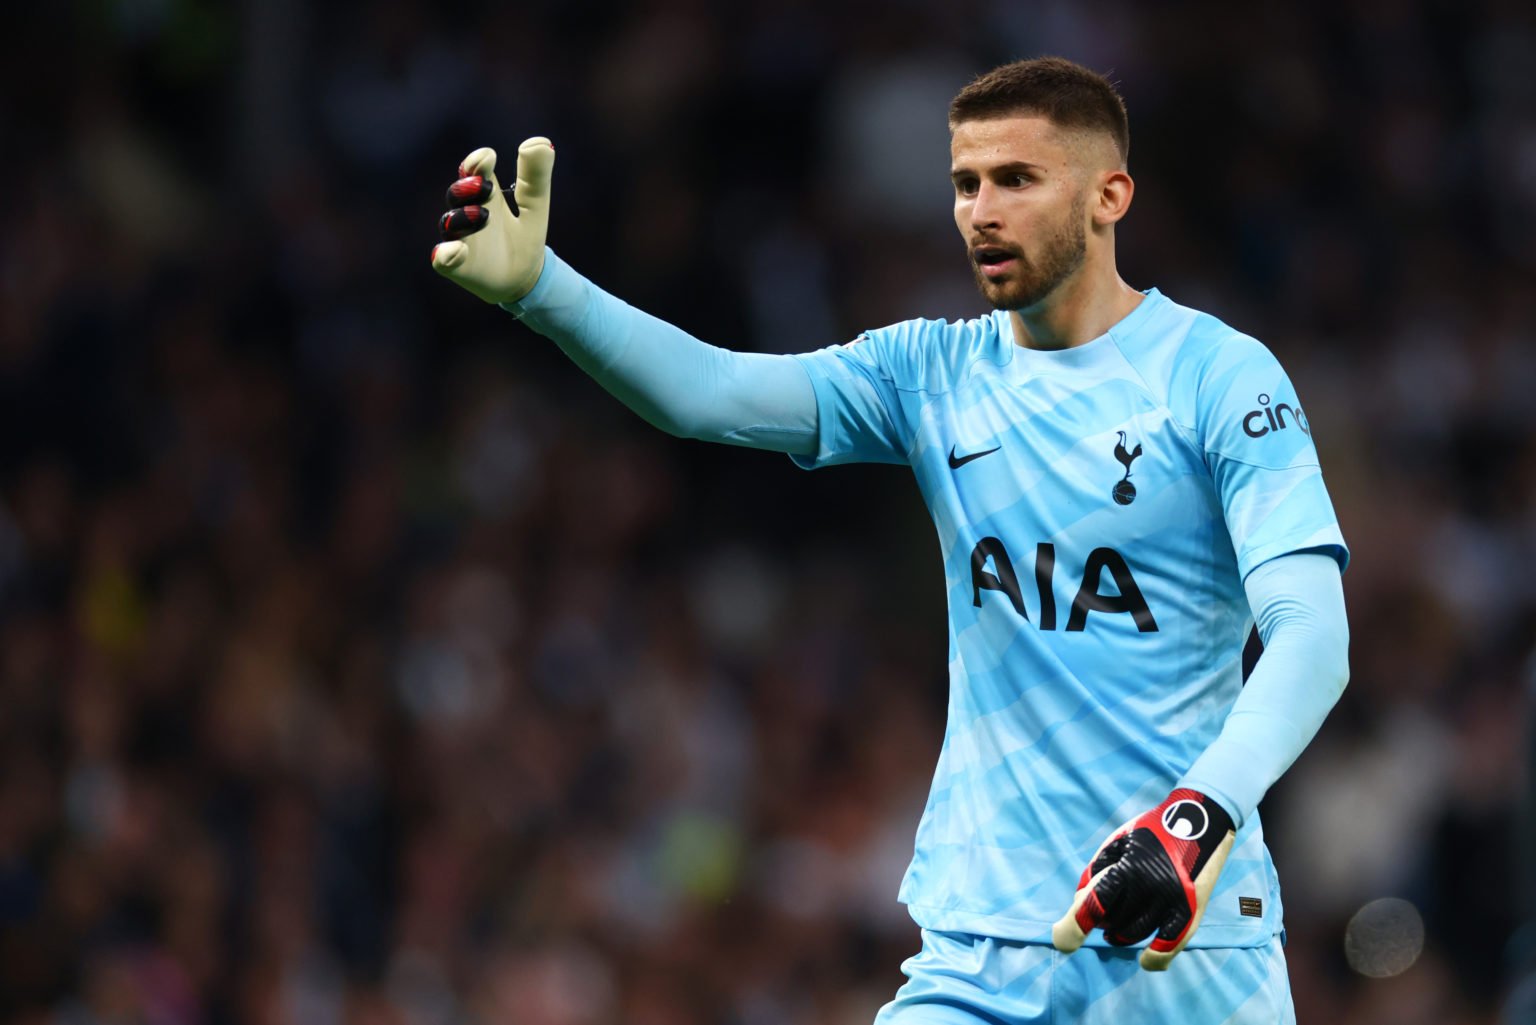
[1092, 169, 1134, 227]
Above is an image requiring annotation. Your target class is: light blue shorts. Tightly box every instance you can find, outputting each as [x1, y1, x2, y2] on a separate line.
[875, 930, 1295, 1025]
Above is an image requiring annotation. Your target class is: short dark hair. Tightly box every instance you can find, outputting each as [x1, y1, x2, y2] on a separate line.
[949, 57, 1129, 165]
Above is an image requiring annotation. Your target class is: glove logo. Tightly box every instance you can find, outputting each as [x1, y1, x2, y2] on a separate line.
[1161, 799, 1209, 840]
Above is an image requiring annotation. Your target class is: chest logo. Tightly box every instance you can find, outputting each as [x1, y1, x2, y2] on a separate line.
[1112, 431, 1143, 505]
[949, 443, 1000, 469]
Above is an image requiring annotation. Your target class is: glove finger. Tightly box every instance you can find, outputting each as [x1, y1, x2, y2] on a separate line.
[440, 205, 491, 241]
[1055, 859, 1125, 951]
[1054, 828, 1133, 949]
[1139, 908, 1195, 972]
[1088, 830, 1130, 877]
[459, 147, 498, 179]
[1102, 900, 1166, 947]
[1150, 905, 1194, 947]
[1050, 883, 1094, 953]
[431, 239, 469, 272]
[513, 137, 555, 212]
[446, 175, 494, 208]
[458, 146, 520, 220]
[1085, 859, 1133, 924]
[1136, 890, 1203, 971]
[1139, 944, 1183, 972]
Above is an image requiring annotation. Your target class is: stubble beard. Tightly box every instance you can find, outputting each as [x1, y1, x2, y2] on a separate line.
[971, 194, 1088, 312]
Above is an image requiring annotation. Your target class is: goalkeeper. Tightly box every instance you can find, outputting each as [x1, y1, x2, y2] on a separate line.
[433, 57, 1348, 1025]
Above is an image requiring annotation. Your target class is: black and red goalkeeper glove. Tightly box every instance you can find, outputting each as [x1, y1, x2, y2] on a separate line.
[1051, 788, 1236, 971]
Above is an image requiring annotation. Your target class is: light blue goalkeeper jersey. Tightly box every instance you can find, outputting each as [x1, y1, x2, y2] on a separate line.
[790, 289, 1348, 948]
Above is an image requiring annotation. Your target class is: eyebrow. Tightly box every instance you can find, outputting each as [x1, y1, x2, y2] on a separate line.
[950, 161, 1047, 181]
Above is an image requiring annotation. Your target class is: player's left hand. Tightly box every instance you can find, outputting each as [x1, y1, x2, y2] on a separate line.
[1050, 788, 1236, 971]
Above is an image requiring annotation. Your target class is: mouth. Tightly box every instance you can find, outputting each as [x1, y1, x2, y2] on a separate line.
[971, 245, 1021, 278]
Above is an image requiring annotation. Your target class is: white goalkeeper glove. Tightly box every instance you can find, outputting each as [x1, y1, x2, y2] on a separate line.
[431, 137, 555, 303]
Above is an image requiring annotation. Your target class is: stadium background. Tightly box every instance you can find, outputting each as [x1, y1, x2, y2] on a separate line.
[3, 1, 1534, 1022]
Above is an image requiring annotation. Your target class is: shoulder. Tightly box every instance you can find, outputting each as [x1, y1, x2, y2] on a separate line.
[1119, 293, 1289, 425]
[855, 311, 1009, 394]
[1185, 319, 1283, 384]
[1150, 301, 1320, 463]
[1134, 294, 1278, 382]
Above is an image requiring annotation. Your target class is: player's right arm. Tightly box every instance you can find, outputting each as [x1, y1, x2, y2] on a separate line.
[431, 140, 818, 455]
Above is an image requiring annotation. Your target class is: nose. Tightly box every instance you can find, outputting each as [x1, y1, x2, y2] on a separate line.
[969, 182, 1002, 233]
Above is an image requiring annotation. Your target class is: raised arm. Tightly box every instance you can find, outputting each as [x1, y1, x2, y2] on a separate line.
[431, 140, 817, 454]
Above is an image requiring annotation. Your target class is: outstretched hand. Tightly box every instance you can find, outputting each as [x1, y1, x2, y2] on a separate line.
[431, 137, 555, 304]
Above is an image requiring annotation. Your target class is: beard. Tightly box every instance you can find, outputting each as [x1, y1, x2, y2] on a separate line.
[969, 194, 1088, 311]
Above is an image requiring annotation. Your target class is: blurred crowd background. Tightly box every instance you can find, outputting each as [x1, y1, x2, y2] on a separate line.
[3, 1, 1535, 1023]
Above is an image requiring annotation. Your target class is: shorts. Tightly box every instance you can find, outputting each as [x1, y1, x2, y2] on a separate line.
[874, 929, 1295, 1025]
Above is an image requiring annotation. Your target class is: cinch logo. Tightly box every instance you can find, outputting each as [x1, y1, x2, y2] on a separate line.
[1243, 393, 1310, 438]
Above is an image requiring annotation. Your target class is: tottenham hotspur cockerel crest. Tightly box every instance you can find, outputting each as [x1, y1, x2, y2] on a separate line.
[1113, 431, 1143, 506]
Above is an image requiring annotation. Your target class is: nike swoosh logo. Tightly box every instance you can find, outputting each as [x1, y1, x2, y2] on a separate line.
[948, 444, 1000, 469]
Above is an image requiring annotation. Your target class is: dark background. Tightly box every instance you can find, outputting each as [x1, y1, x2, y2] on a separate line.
[2, 1, 1533, 1023]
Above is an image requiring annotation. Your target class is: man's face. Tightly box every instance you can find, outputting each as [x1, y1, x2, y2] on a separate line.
[950, 115, 1096, 311]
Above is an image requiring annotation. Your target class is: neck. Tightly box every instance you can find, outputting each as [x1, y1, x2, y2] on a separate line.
[1007, 260, 1144, 351]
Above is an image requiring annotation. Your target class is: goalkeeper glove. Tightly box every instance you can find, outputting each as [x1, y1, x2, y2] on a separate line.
[431, 138, 555, 303]
[1050, 788, 1236, 971]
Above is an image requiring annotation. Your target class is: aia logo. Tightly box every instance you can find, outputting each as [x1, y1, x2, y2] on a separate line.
[970, 539, 1158, 633]
[1243, 393, 1310, 438]
[1112, 432, 1143, 506]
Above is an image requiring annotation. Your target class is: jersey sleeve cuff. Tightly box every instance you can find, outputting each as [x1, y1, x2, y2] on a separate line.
[1237, 528, 1349, 580]
[1173, 778, 1247, 831]
[498, 246, 572, 319]
[786, 354, 832, 470]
